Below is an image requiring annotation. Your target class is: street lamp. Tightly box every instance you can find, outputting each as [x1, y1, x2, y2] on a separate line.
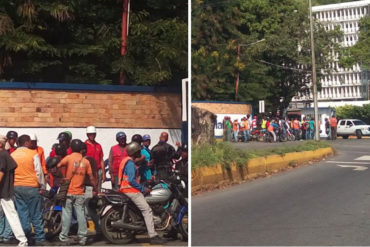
[235, 39, 266, 101]
[309, 0, 320, 141]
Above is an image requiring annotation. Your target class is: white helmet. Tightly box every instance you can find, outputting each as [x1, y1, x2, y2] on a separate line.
[30, 133, 38, 141]
[86, 126, 96, 134]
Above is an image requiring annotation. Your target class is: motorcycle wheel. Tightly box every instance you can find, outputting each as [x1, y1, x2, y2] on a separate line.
[101, 207, 136, 244]
[179, 212, 188, 241]
[257, 135, 264, 142]
[288, 134, 295, 141]
[43, 210, 62, 240]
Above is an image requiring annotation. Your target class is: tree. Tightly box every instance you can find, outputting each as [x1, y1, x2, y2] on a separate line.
[0, 0, 187, 86]
[339, 16, 370, 71]
[192, 0, 342, 114]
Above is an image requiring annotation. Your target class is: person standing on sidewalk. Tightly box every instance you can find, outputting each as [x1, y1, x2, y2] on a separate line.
[11, 135, 45, 245]
[232, 119, 239, 142]
[240, 117, 249, 142]
[57, 139, 96, 246]
[29, 134, 48, 180]
[108, 132, 128, 190]
[84, 126, 105, 192]
[225, 117, 232, 142]
[0, 135, 28, 247]
[330, 115, 338, 140]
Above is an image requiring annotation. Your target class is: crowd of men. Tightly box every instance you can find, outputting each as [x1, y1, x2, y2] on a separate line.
[223, 114, 338, 142]
[0, 127, 188, 246]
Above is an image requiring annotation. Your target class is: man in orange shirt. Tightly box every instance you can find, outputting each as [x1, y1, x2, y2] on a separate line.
[57, 139, 96, 246]
[29, 134, 47, 177]
[11, 135, 45, 245]
[232, 119, 239, 142]
[329, 115, 338, 140]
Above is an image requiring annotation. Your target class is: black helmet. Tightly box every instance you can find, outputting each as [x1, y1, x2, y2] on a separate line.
[70, 139, 83, 153]
[126, 142, 142, 156]
[57, 132, 71, 142]
[6, 131, 18, 139]
[80, 142, 87, 151]
[131, 134, 142, 144]
[180, 144, 188, 152]
[46, 157, 61, 170]
[54, 143, 67, 157]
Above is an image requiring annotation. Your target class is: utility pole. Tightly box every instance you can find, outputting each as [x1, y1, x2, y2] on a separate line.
[120, 0, 130, 85]
[235, 39, 265, 101]
[235, 44, 241, 101]
[309, 0, 320, 141]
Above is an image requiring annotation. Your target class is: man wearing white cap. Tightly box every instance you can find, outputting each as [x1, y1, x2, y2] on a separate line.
[85, 126, 105, 192]
[0, 135, 28, 246]
[29, 134, 47, 178]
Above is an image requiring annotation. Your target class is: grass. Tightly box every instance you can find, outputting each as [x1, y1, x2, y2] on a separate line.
[191, 140, 331, 169]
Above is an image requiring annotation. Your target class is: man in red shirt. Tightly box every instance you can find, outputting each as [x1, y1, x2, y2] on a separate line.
[108, 132, 128, 190]
[85, 126, 105, 192]
[5, 131, 18, 154]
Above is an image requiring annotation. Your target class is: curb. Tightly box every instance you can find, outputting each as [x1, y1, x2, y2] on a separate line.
[191, 147, 334, 194]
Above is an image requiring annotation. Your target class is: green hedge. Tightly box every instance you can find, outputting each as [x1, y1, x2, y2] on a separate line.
[191, 141, 331, 169]
[336, 104, 370, 124]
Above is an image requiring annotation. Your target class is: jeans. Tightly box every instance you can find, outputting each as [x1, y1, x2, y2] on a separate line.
[233, 131, 238, 142]
[59, 195, 87, 243]
[0, 208, 12, 240]
[243, 130, 249, 142]
[125, 193, 158, 238]
[113, 175, 119, 191]
[14, 186, 45, 242]
[311, 128, 315, 139]
[306, 129, 311, 140]
[226, 129, 232, 142]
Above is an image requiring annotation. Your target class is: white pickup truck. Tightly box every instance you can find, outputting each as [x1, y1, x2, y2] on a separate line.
[337, 119, 370, 139]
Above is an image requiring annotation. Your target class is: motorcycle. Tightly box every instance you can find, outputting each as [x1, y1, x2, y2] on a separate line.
[250, 129, 266, 142]
[99, 175, 188, 244]
[41, 189, 85, 240]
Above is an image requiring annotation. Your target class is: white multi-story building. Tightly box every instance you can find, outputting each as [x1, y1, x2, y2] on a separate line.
[294, 0, 370, 103]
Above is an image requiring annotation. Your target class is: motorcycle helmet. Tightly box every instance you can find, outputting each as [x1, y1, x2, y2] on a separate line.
[142, 134, 151, 141]
[46, 157, 61, 170]
[116, 131, 126, 141]
[55, 143, 67, 157]
[131, 134, 142, 144]
[126, 142, 142, 156]
[6, 131, 18, 140]
[86, 126, 96, 134]
[70, 139, 83, 153]
[57, 132, 70, 142]
[180, 144, 188, 152]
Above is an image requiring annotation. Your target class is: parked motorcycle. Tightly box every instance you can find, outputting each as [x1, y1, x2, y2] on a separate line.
[99, 175, 188, 244]
[250, 129, 266, 142]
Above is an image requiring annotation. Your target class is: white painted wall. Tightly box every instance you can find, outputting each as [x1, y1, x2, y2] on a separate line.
[0, 127, 181, 160]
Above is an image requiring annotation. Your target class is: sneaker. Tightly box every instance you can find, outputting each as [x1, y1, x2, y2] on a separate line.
[150, 235, 166, 245]
[78, 240, 86, 246]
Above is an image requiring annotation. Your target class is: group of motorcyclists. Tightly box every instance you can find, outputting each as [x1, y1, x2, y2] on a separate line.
[224, 114, 321, 142]
[0, 127, 188, 246]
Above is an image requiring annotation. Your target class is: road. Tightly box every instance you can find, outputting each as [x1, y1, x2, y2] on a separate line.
[192, 139, 370, 246]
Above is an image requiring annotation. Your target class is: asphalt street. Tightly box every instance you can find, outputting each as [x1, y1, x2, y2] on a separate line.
[192, 139, 370, 246]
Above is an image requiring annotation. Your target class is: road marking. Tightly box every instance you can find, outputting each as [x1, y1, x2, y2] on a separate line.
[337, 165, 368, 171]
[326, 161, 370, 165]
[355, 155, 370, 161]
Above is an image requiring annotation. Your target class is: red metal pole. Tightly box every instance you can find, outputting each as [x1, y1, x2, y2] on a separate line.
[120, 0, 129, 85]
[235, 43, 241, 101]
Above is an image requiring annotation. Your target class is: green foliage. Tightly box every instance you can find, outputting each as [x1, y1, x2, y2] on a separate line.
[336, 104, 370, 124]
[192, 0, 342, 113]
[339, 16, 370, 71]
[191, 140, 331, 169]
[0, 0, 187, 85]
